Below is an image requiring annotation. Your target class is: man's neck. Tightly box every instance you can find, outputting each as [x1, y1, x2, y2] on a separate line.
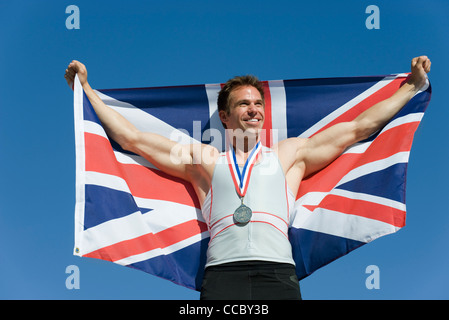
[231, 136, 260, 164]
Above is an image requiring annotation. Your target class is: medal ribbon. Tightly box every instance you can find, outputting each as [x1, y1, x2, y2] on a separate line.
[226, 141, 262, 198]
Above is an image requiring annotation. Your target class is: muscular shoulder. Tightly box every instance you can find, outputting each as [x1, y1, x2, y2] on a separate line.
[273, 138, 308, 193]
[275, 138, 307, 160]
[274, 137, 308, 170]
[184, 144, 221, 204]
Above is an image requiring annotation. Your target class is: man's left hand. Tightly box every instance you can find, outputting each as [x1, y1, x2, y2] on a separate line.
[408, 55, 431, 89]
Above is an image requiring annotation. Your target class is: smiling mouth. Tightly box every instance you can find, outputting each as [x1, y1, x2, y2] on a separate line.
[244, 119, 260, 123]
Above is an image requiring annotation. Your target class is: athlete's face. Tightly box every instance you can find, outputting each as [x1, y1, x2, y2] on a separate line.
[219, 85, 265, 134]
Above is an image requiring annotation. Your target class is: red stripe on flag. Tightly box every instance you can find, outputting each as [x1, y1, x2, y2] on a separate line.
[84, 219, 208, 262]
[298, 121, 419, 198]
[303, 194, 406, 227]
[84, 133, 201, 208]
[261, 81, 273, 147]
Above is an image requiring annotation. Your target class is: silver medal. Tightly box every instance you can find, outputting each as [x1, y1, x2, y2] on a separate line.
[233, 202, 252, 224]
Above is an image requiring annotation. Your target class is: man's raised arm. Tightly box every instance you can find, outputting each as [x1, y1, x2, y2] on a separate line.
[64, 60, 212, 181]
[296, 56, 431, 178]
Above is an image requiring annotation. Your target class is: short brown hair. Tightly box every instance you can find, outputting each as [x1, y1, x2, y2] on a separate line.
[217, 75, 265, 122]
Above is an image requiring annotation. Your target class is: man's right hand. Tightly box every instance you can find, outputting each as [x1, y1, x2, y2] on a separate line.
[64, 60, 88, 90]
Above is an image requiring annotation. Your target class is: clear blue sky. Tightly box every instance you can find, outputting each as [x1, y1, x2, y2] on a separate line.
[1, 0, 448, 300]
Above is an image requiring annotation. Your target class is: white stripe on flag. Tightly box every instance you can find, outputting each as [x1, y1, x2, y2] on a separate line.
[116, 231, 209, 266]
[296, 189, 406, 213]
[336, 151, 410, 187]
[342, 113, 424, 155]
[113, 151, 158, 170]
[382, 112, 424, 133]
[293, 206, 400, 243]
[269, 80, 288, 142]
[205, 83, 226, 151]
[84, 120, 107, 138]
[79, 197, 204, 255]
[85, 171, 130, 193]
[330, 189, 406, 211]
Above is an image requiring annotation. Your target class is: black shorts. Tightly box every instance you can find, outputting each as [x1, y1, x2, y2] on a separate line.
[200, 261, 301, 300]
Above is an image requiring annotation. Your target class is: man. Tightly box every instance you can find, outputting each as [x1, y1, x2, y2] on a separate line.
[65, 56, 431, 299]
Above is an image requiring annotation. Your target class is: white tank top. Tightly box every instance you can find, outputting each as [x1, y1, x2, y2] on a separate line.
[201, 146, 296, 268]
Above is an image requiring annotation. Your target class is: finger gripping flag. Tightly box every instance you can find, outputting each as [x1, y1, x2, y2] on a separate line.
[73, 74, 431, 291]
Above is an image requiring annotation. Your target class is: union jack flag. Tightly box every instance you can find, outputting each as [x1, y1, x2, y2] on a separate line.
[73, 73, 431, 291]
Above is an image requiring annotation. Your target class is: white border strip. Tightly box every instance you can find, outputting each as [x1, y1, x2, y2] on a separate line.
[73, 75, 86, 256]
